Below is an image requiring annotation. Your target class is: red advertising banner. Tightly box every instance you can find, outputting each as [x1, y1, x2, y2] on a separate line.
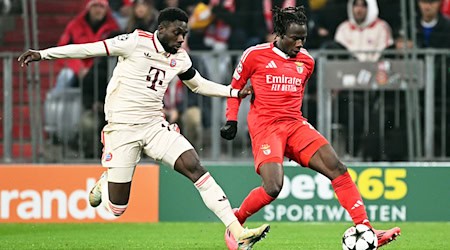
[0, 164, 159, 223]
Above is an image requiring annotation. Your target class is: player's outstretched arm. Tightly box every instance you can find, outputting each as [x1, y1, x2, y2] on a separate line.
[18, 50, 41, 67]
[179, 67, 251, 98]
[18, 41, 112, 67]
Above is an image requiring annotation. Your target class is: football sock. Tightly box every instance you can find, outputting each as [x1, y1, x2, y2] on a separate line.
[235, 186, 275, 224]
[100, 179, 127, 216]
[106, 201, 128, 217]
[332, 171, 372, 228]
[194, 172, 237, 228]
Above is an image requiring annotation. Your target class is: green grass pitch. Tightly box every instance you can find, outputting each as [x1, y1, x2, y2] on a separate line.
[0, 222, 448, 249]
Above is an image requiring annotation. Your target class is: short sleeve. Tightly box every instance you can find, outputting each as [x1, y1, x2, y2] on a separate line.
[103, 30, 139, 58]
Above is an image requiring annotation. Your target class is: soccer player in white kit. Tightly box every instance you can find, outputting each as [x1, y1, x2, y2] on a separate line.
[18, 7, 269, 249]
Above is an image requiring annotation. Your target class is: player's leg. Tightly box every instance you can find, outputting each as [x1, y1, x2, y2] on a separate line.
[233, 163, 280, 225]
[234, 127, 288, 225]
[289, 121, 400, 247]
[147, 120, 270, 248]
[89, 123, 142, 217]
[285, 120, 370, 225]
[307, 144, 400, 247]
[173, 148, 269, 248]
[89, 168, 137, 217]
[308, 144, 371, 224]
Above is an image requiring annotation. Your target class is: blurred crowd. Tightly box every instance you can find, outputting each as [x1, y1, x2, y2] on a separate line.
[2, 0, 449, 160]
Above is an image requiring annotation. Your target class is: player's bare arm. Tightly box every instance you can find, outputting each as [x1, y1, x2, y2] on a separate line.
[178, 66, 252, 99]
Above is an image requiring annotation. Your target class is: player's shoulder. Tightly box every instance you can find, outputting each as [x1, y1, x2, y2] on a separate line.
[175, 48, 190, 59]
[241, 42, 273, 62]
[135, 29, 154, 39]
[297, 48, 315, 64]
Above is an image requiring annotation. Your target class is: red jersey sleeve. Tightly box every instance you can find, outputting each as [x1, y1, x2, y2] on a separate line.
[226, 48, 255, 121]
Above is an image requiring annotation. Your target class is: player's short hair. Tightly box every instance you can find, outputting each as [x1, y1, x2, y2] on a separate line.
[272, 6, 307, 36]
[158, 7, 189, 25]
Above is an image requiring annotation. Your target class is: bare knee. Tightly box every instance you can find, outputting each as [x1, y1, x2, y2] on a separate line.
[309, 144, 347, 180]
[263, 179, 283, 198]
[259, 163, 284, 198]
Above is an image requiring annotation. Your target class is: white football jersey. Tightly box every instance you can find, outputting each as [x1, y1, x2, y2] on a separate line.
[103, 30, 192, 123]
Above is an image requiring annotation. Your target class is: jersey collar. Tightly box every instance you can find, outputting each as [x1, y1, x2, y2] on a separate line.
[271, 42, 289, 59]
[152, 31, 166, 54]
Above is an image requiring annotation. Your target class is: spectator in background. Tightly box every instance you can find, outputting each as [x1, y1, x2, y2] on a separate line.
[188, 1, 233, 51]
[396, 0, 450, 49]
[308, 0, 347, 49]
[334, 0, 393, 62]
[0, 0, 11, 14]
[109, 0, 133, 30]
[441, 0, 450, 18]
[51, 0, 119, 92]
[188, 0, 271, 51]
[156, 0, 194, 12]
[126, 0, 159, 33]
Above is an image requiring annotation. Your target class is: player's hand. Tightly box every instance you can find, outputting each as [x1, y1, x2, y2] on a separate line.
[18, 50, 42, 67]
[238, 85, 253, 98]
[220, 120, 238, 140]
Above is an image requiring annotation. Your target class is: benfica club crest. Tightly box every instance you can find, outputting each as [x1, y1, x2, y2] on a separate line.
[295, 62, 304, 74]
[261, 144, 271, 155]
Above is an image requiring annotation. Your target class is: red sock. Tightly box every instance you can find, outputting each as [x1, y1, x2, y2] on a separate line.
[332, 172, 372, 228]
[235, 186, 275, 224]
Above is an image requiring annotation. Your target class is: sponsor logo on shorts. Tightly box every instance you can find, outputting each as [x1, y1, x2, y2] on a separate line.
[261, 144, 271, 155]
[104, 152, 113, 161]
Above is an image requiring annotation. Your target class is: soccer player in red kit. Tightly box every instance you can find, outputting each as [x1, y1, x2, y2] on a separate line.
[221, 6, 400, 249]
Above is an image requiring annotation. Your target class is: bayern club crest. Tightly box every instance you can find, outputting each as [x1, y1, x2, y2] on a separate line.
[295, 62, 304, 74]
[104, 152, 113, 161]
[170, 59, 177, 67]
[261, 144, 271, 155]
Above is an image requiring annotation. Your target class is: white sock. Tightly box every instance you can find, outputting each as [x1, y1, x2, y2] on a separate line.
[194, 172, 237, 227]
[100, 180, 128, 216]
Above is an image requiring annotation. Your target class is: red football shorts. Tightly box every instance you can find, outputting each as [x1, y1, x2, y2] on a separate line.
[251, 119, 329, 174]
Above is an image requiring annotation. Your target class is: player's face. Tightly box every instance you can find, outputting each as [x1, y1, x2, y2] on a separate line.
[279, 23, 307, 58]
[158, 20, 188, 54]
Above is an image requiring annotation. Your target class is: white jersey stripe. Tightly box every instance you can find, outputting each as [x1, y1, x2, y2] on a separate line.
[241, 43, 271, 63]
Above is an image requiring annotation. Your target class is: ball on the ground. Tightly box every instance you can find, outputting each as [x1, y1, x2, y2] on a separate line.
[342, 224, 378, 250]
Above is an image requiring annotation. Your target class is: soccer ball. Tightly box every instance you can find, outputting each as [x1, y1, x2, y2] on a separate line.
[342, 224, 378, 250]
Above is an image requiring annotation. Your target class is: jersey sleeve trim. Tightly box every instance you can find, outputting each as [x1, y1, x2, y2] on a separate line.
[103, 41, 110, 56]
[300, 48, 314, 62]
[241, 43, 271, 62]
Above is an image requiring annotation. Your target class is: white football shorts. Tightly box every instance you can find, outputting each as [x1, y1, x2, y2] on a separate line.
[101, 117, 193, 170]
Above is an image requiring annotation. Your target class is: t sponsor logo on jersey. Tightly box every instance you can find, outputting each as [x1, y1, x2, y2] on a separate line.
[265, 60, 278, 69]
[170, 59, 176, 67]
[295, 62, 304, 74]
[261, 144, 271, 155]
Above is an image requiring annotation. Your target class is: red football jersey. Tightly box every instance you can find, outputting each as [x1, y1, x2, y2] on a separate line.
[226, 42, 315, 134]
